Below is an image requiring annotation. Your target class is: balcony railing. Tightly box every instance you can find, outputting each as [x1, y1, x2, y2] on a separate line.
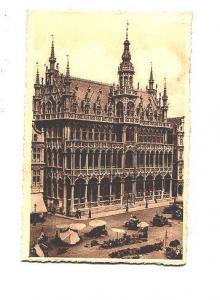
[33, 112, 172, 128]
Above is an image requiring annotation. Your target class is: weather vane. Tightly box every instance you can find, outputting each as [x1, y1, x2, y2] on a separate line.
[126, 20, 129, 39]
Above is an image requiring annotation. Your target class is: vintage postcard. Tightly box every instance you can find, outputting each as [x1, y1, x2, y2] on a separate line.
[22, 11, 191, 264]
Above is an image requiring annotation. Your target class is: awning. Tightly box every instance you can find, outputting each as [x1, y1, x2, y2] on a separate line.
[31, 193, 47, 213]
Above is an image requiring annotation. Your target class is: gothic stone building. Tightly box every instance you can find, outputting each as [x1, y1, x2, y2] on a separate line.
[31, 32, 184, 216]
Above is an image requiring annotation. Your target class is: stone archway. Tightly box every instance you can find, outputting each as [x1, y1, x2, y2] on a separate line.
[74, 178, 86, 207]
[136, 176, 144, 197]
[87, 178, 98, 204]
[125, 176, 132, 195]
[100, 178, 110, 201]
[112, 177, 121, 200]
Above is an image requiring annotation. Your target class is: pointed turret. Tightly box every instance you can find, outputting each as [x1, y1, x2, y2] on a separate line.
[34, 62, 41, 97]
[49, 35, 56, 70]
[162, 77, 168, 121]
[66, 55, 70, 78]
[162, 77, 168, 103]
[35, 62, 40, 85]
[118, 21, 135, 91]
[149, 62, 154, 90]
[64, 55, 71, 92]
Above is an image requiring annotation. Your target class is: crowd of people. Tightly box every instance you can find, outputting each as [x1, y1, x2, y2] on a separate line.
[100, 234, 144, 249]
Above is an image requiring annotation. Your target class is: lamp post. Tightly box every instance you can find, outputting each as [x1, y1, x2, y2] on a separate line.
[88, 203, 92, 219]
[126, 193, 129, 212]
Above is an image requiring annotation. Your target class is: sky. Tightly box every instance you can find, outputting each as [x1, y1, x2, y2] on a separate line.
[26, 11, 192, 117]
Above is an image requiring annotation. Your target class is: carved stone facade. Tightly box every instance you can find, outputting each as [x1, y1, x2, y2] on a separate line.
[31, 32, 184, 215]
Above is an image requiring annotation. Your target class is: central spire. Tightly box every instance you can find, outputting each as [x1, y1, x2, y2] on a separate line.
[49, 35, 56, 70]
[118, 21, 135, 90]
[126, 20, 129, 40]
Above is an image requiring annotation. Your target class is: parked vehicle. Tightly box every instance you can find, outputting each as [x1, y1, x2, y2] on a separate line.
[152, 214, 169, 227]
[124, 216, 140, 230]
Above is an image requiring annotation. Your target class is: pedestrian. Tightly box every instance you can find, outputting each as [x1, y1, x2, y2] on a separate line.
[78, 209, 81, 219]
[76, 208, 79, 219]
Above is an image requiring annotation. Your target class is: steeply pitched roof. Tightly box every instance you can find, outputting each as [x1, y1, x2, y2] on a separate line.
[70, 77, 157, 111]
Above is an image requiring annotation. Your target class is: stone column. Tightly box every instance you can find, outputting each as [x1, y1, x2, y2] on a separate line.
[110, 150, 113, 170]
[63, 182, 67, 214]
[122, 151, 125, 169]
[134, 151, 137, 169]
[120, 179, 124, 207]
[71, 184, 74, 213]
[110, 181, 113, 203]
[132, 179, 136, 204]
[152, 179, 155, 202]
[97, 181, 100, 206]
[161, 178, 164, 200]
[79, 151, 81, 170]
[86, 151, 89, 171]
[163, 152, 165, 170]
[92, 152, 94, 170]
[122, 126, 126, 143]
[98, 151, 101, 170]
[85, 183, 88, 207]
[72, 150, 75, 171]
[169, 178, 173, 199]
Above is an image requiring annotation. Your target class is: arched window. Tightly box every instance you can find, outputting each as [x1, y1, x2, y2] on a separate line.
[94, 150, 99, 168]
[46, 101, 51, 114]
[136, 176, 144, 196]
[66, 149, 71, 169]
[87, 178, 98, 203]
[101, 150, 106, 168]
[81, 149, 87, 169]
[125, 150, 133, 168]
[88, 150, 93, 169]
[118, 150, 122, 168]
[126, 126, 134, 142]
[100, 178, 110, 201]
[75, 149, 80, 169]
[58, 149, 63, 167]
[127, 102, 134, 116]
[112, 177, 121, 199]
[58, 179, 63, 199]
[47, 149, 52, 166]
[116, 102, 123, 117]
[106, 150, 111, 168]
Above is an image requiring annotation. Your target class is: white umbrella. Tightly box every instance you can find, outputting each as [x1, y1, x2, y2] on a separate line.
[89, 220, 107, 228]
[56, 224, 69, 232]
[59, 229, 80, 245]
[69, 223, 86, 232]
[137, 222, 149, 228]
[111, 228, 126, 239]
[34, 244, 45, 257]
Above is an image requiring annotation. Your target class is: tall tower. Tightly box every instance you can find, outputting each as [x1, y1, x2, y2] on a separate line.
[49, 35, 56, 71]
[118, 21, 135, 92]
[162, 78, 168, 121]
[148, 63, 154, 90]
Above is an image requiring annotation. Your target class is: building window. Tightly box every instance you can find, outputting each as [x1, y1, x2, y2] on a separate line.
[33, 170, 40, 186]
[89, 129, 93, 140]
[76, 129, 81, 140]
[94, 129, 99, 140]
[100, 128, 104, 140]
[70, 127, 75, 140]
[33, 148, 41, 162]
[82, 128, 87, 140]
[33, 134, 38, 141]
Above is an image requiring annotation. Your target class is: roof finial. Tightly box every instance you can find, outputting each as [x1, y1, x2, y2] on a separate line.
[149, 62, 154, 82]
[66, 54, 70, 77]
[49, 34, 56, 61]
[35, 62, 40, 85]
[126, 20, 129, 40]
[163, 77, 168, 99]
